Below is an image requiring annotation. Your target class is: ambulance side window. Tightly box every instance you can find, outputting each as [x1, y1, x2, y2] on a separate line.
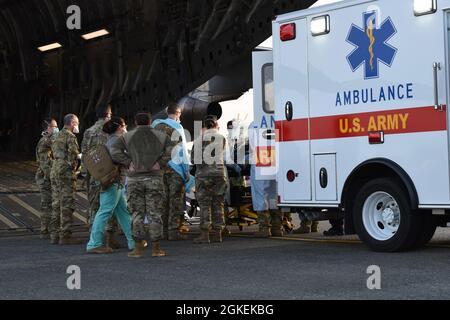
[262, 63, 274, 114]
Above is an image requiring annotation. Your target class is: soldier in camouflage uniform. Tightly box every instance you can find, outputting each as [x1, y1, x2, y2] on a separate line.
[81, 104, 119, 248]
[191, 115, 228, 244]
[50, 114, 82, 245]
[35, 118, 59, 239]
[110, 112, 170, 258]
[153, 103, 187, 241]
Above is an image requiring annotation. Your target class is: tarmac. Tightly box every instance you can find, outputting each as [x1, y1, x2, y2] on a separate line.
[1, 154, 449, 300]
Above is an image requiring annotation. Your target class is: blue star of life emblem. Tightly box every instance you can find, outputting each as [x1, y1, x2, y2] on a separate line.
[346, 11, 397, 79]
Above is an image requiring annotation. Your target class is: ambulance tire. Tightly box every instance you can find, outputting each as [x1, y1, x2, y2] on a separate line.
[407, 212, 437, 250]
[353, 178, 421, 252]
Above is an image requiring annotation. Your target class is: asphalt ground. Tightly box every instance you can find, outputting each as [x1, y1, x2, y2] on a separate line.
[0, 231, 449, 300]
[1, 155, 449, 300]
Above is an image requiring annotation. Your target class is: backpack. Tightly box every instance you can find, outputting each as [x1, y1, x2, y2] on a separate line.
[83, 145, 119, 188]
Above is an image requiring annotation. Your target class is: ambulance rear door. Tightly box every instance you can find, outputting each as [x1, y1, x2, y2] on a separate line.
[274, 18, 311, 202]
[251, 50, 276, 181]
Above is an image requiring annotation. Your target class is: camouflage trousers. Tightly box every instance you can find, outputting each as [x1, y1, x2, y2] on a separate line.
[36, 174, 52, 234]
[86, 175, 117, 232]
[50, 173, 76, 238]
[162, 170, 185, 233]
[127, 176, 164, 241]
[257, 209, 283, 229]
[196, 176, 227, 231]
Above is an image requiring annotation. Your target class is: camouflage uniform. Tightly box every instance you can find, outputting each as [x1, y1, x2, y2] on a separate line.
[155, 122, 185, 235]
[110, 126, 170, 242]
[257, 210, 283, 229]
[127, 176, 166, 241]
[81, 119, 116, 230]
[50, 128, 79, 239]
[35, 133, 54, 234]
[191, 129, 228, 231]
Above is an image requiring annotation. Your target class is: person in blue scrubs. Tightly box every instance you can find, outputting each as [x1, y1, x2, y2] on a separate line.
[86, 117, 135, 253]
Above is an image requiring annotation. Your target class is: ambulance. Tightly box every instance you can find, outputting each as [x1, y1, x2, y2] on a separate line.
[252, 0, 450, 251]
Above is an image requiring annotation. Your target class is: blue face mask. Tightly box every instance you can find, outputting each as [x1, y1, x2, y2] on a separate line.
[52, 128, 59, 135]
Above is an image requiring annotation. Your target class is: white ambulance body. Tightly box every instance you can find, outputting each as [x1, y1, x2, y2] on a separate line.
[252, 0, 450, 251]
[252, 49, 277, 181]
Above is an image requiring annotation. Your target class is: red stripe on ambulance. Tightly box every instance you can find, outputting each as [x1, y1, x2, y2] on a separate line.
[276, 106, 447, 142]
[275, 118, 308, 142]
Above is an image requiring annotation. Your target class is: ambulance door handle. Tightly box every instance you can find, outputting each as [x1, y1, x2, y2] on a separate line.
[433, 62, 443, 111]
[262, 129, 275, 140]
[285, 101, 293, 121]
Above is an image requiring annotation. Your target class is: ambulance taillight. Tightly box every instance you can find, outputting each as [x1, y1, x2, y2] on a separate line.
[280, 23, 296, 41]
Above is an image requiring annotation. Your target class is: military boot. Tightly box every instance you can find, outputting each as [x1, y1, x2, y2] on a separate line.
[323, 227, 344, 236]
[311, 221, 319, 233]
[211, 229, 223, 243]
[168, 230, 187, 241]
[294, 220, 312, 234]
[151, 241, 166, 257]
[87, 247, 113, 254]
[178, 225, 190, 233]
[222, 226, 231, 237]
[254, 227, 272, 238]
[255, 210, 271, 238]
[178, 216, 190, 234]
[128, 240, 145, 258]
[271, 227, 284, 237]
[270, 211, 284, 237]
[193, 230, 210, 244]
[106, 231, 121, 249]
[40, 232, 50, 240]
[50, 234, 59, 245]
[40, 214, 51, 238]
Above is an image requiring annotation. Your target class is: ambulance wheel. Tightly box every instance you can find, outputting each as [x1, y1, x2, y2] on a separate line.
[353, 178, 421, 252]
[408, 212, 437, 249]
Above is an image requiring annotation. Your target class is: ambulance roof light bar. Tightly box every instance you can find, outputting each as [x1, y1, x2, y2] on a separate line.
[414, 0, 437, 16]
[311, 15, 330, 36]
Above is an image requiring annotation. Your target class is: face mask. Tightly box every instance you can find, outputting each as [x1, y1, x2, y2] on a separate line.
[73, 125, 80, 134]
[52, 128, 59, 135]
